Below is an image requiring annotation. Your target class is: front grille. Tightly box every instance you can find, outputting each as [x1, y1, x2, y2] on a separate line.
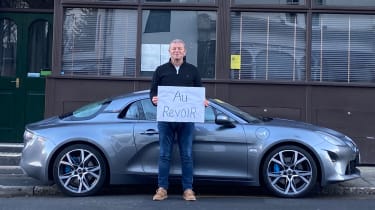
[345, 156, 359, 175]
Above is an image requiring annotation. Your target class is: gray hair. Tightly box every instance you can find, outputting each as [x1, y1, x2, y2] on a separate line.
[169, 39, 186, 48]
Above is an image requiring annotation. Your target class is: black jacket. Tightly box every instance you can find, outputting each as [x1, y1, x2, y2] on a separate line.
[149, 61, 203, 100]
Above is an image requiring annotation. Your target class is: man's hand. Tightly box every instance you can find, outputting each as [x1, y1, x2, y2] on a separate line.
[204, 99, 209, 107]
[152, 96, 158, 105]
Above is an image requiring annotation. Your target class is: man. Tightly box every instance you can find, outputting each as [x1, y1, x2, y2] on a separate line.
[149, 39, 207, 201]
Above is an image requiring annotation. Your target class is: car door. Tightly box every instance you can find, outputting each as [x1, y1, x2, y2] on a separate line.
[132, 99, 159, 174]
[133, 99, 249, 179]
[193, 106, 248, 179]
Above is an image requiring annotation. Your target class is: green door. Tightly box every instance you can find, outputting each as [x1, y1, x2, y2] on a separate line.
[0, 13, 53, 142]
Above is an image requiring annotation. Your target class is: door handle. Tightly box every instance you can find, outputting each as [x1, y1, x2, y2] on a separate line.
[10, 78, 20, 88]
[140, 129, 159, 135]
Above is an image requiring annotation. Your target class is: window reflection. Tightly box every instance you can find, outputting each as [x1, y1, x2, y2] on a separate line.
[313, 0, 375, 7]
[144, 0, 215, 3]
[28, 20, 52, 74]
[0, 18, 17, 77]
[0, 0, 53, 9]
[234, 0, 304, 5]
[141, 10, 216, 79]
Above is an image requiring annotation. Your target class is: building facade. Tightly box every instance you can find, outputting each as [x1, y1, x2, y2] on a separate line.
[1, 0, 375, 164]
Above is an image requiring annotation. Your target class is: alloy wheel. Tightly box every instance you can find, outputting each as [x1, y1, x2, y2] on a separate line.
[263, 146, 317, 198]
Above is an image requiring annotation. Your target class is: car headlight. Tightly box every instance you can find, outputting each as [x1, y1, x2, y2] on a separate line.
[23, 130, 34, 143]
[316, 131, 346, 146]
[23, 130, 46, 144]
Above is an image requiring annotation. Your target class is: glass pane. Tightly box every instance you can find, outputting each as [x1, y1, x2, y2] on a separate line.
[204, 106, 215, 122]
[234, 0, 304, 5]
[97, 0, 137, 2]
[125, 102, 140, 120]
[62, 8, 138, 77]
[0, 0, 53, 9]
[230, 12, 306, 81]
[313, 0, 375, 7]
[0, 18, 17, 77]
[144, 0, 216, 3]
[140, 99, 156, 120]
[311, 14, 375, 83]
[141, 10, 216, 79]
[28, 20, 52, 74]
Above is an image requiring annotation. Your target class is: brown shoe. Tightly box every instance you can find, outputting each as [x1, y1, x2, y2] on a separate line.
[153, 187, 168, 201]
[183, 189, 196, 201]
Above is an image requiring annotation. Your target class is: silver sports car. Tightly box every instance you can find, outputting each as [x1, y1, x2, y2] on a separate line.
[20, 90, 360, 198]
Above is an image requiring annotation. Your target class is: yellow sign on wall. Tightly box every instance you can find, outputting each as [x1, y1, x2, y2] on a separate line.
[231, 55, 241, 70]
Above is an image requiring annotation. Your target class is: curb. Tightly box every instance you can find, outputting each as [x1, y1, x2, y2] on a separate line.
[0, 186, 34, 197]
[0, 185, 61, 197]
[320, 186, 375, 196]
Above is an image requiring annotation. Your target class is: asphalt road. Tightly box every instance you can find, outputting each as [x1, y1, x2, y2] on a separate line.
[0, 193, 374, 210]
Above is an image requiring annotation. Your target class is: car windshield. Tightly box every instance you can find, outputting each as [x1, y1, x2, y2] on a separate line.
[212, 99, 261, 123]
[59, 100, 110, 120]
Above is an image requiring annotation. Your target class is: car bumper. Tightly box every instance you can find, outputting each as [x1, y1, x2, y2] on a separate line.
[20, 136, 55, 184]
[317, 141, 361, 185]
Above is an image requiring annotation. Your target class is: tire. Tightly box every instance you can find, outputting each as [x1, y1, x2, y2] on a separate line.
[53, 144, 107, 196]
[262, 145, 317, 198]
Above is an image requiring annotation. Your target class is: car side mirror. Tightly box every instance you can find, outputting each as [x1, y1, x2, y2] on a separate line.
[215, 114, 235, 128]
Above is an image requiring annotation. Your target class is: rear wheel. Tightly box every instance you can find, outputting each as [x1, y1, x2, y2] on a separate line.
[53, 144, 107, 196]
[262, 145, 317, 198]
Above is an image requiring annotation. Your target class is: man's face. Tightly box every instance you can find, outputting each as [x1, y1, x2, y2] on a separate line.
[169, 42, 186, 61]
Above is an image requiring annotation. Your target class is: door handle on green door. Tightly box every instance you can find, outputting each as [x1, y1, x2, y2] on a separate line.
[10, 78, 20, 88]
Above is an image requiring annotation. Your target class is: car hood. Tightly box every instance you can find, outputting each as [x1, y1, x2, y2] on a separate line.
[264, 118, 345, 138]
[26, 116, 61, 130]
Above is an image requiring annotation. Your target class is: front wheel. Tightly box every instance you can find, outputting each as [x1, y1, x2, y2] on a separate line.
[262, 145, 318, 198]
[53, 144, 107, 196]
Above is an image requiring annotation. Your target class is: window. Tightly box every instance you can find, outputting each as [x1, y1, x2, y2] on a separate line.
[0, 0, 54, 9]
[120, 99, 156, 120]
[233, 0, 304, 5]
[124, 102, 141, 120]
[204, 106, 216, 122]
[61, 100, 110, 120]
[0, 18, 17, 77]
[141, 99, 157, 120]
[28, 20, 52, 74]
[311, 14, 375, 83]
[61, 8, 137, 77]
[141, 10, 216, 79]
[144, 0, 216, 3]
[313, 0, 375, 7]
[96, 0, 137, 2]
[230, 12, 306, 81]
[144, 10, 171, 33]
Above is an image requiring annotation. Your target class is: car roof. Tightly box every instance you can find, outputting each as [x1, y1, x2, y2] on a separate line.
[104, 90, 150, 112]
[111, 89, 149, 100]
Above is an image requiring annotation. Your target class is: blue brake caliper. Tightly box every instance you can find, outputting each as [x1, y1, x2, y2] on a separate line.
[64, 156, 78, 174]
[273, 164, 280, 173]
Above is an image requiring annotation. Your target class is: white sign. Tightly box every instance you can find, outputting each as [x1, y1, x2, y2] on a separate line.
[157, 86, 205, 123]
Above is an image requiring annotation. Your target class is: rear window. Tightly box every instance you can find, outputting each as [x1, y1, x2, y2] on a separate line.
[60, 100, 110, 120]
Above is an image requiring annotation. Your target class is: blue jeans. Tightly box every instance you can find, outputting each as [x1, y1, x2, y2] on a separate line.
[157, 121, 194, 191]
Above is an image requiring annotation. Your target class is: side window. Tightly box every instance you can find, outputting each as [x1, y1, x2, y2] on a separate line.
[204, 106, 216, 123]
[204, 106, 234, 123]
[140, 99, 156, 121]
[120, 101, 141, 120]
